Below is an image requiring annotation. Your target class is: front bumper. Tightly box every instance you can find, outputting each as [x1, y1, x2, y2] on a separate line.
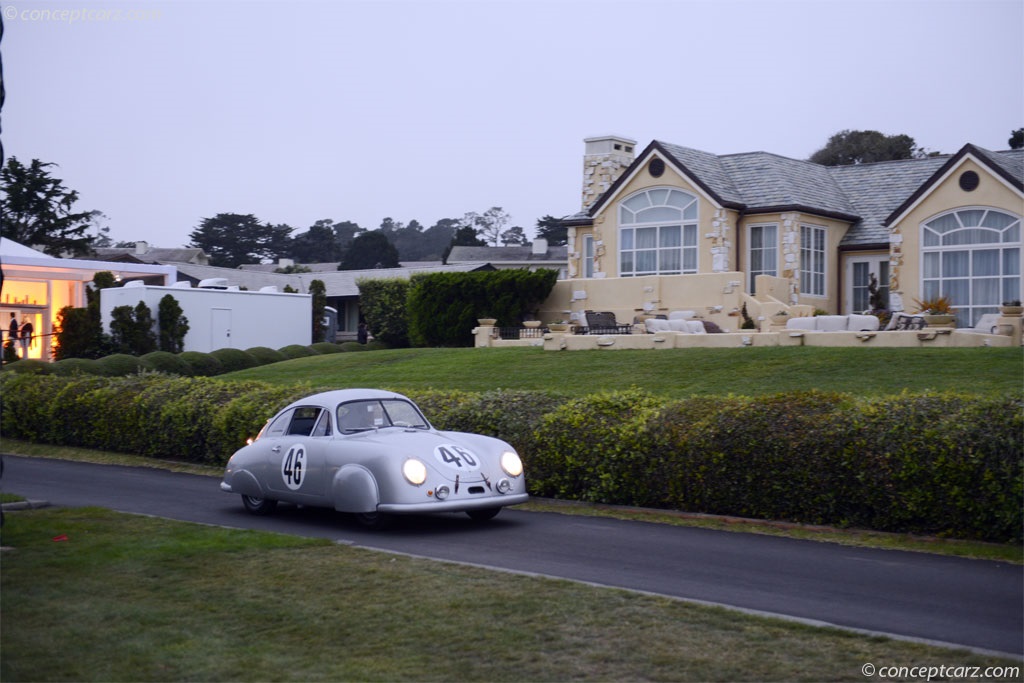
[378, 493, 529, 514]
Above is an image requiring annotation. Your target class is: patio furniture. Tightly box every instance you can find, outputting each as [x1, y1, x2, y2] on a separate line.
[575, 311, 633, 335]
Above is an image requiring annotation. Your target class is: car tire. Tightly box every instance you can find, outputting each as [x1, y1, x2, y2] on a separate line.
[241, 494, 278, 515]
[466, 507, 501, 522]
[354, 511, 391, 530]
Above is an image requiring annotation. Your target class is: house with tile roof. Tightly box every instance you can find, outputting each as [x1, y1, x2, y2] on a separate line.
[555, 135, 1023, 330]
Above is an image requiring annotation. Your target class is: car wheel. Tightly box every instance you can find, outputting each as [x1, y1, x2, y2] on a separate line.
[241, 494, 278, 515]
[354, 511, 391, 529]
[466, 507, 501, 522]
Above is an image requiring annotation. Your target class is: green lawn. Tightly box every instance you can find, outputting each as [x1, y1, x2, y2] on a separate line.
[2, 508, 1019, 682]
[222, 346, 1024, 398]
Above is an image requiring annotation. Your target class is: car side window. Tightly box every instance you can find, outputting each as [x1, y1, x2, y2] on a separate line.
[311, 410, 331, 437]
[287, 406, 323, 436]
[261, 410, 294, 439]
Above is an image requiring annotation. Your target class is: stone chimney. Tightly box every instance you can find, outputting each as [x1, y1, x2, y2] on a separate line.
[581, 135, 636, 210]
[531, 238, 548, 256]
[134, 240, 150, 255]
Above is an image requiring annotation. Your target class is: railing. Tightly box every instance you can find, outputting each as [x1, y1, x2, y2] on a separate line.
[496, 326, 548, 340]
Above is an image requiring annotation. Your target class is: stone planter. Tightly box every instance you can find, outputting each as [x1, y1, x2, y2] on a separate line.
[922, 314, 956, 327]
[548, 323, 570, 332]
[999, 306, 1023, 317]
[523, 320, 541, 328]
[477, 318, 497, 326]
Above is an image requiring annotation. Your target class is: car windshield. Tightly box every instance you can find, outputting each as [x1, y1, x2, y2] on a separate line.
[336, 399, 430, 434]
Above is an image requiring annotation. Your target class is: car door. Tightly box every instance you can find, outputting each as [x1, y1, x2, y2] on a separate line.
[262, 406, 330, 503]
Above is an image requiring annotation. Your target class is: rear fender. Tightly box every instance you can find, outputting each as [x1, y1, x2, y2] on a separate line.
[332, 464, 379, 513]
[226, 469, 263, 498]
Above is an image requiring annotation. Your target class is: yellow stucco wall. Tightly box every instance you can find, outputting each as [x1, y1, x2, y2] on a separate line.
[888, 156, 1024, 312]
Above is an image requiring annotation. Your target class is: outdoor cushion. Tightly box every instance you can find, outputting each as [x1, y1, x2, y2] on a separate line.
[645, 318, 671, 333]
[846, 314, 880, 331]
[786, 317, 818, 331]
[668, 310, 696, 320]
[816, 315, 849, 332]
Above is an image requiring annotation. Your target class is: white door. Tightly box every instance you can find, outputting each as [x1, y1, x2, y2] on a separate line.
[211, 308, 232, 349]
[845, 257, 889, 314]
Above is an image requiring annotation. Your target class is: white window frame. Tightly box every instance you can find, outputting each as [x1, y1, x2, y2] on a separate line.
[618, 188, 698, 277]
[747, 223, 778, 294]
[800, 224, 827, 297]
[921, 207, 1021, 327]
[582, 234, 594, 278]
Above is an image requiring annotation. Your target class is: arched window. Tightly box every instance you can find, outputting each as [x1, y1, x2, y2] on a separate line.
[921, 208, 1021, 326]
[618, 188, 698, 277]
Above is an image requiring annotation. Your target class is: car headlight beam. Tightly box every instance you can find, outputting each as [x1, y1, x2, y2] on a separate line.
[402, 458, 428, 486]
[500, 450, 523, 477]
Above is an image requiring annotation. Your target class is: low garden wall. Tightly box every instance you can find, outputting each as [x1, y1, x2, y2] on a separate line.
[1, 374, 1019, 543]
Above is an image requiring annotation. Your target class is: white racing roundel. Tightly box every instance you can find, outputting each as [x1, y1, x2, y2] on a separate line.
[433, 444, 481, 472]
[281, 444, 307, 490]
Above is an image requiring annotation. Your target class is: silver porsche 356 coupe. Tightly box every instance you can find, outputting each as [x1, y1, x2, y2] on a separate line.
[220, 389, 528, 527]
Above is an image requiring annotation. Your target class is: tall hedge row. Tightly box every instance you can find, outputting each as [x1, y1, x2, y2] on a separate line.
[1, 374, 1019, 542]
[407, 269, 559, 347]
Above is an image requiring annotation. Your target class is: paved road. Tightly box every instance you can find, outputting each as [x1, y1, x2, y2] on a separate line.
[3, 455, 1021, 657]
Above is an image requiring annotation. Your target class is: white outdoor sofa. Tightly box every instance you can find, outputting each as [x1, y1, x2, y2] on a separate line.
[786, 314, 881, 332]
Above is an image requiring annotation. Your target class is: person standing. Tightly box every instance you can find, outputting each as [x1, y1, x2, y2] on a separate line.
[19, 316, 34, 359]
[7, 313, 20, 357]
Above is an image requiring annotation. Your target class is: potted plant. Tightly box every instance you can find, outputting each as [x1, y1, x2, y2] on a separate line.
[477, 317, 497, 326]
[913, 295, 956, 327]
[1000, 300, 1023, 316]
[547, 320, 570, 332]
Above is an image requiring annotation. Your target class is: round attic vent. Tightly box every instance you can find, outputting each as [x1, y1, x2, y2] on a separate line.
[959, 170, 979, 192]
[649, 158, 665, 178]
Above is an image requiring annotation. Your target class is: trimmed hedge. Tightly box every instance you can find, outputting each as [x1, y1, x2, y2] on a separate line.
[210, 348, 259, 373]
[1, 375, 1019, 542]
[139, 351, 192, 376]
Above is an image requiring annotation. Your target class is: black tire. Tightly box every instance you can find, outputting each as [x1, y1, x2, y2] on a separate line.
[241, 494, 277, 516]
[466, 507, 501, 522]
[354, 511, 391, 530]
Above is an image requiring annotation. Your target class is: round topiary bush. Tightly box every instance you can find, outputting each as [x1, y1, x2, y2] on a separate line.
[178, 351, 222, 376]
[210, 348, 259, 373]
[365, 340, 390, 351]
[93, 353, 143, 377]
[338, 342, 368, 352]
[245, 346, 288, 365]
[278, 344, 318, 359]
[50, 357, 99, 376]
[1, 359, 51, 375]
[139, 351, 191, 376]
[310, 342, 342, 354]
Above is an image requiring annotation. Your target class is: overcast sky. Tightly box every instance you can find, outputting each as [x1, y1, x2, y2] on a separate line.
[3, 0, 1022, 249]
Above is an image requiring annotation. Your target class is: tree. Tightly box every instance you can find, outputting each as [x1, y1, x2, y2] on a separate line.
[808, 130, 926, 166]
[500, 226, 529, 246]
[290, 219, 340, 262]
[188, 213, 291, 267]
[109, 301, 158, 355]
[157, 294, 190, 353]
[338, 231, 401, 270]
[308, 279, 328, 343]
[536, 215, 568, 246]
[476, 207, 511, 246]
[1009, 128, 1024, 150]
[0, 157, 103, 256]
[442, 222, 487, 263]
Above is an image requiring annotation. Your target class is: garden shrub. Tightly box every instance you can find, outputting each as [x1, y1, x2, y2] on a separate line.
[93, 353, 143, 376]
[404, 389, 476, 430]
[530, 389, 663, 504]
[210, 348, 258, 373]
[139, 351, 191, 376]
[50, 357, 98, 376]
[310, 342, 342, 354]
[437, 390, 569, 458]
[365, 340, 390, 351]
[245, 346, 288, 365]
[207, 384, 314, 464]
[2, 359, 50, 375]
[178, 351, 223, 376]
[278, 344, 318, 360]
[339, 341, 368, 352]
[407, 269, 558, 347]
[356, 278, 410, 347]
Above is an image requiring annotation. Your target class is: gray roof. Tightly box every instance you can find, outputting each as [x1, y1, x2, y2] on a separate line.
[94, 246, 208, 264]
[579, 141, 1024, 248]
[447, 244, 568, 263]
[167, 261, 493, 298]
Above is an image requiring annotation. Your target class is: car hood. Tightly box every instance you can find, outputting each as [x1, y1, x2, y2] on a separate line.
[342, 427, 511, 482]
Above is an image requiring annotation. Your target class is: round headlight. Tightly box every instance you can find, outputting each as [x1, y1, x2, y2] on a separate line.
[500, 450, 523, 477]
[402, 458, 428, 486]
